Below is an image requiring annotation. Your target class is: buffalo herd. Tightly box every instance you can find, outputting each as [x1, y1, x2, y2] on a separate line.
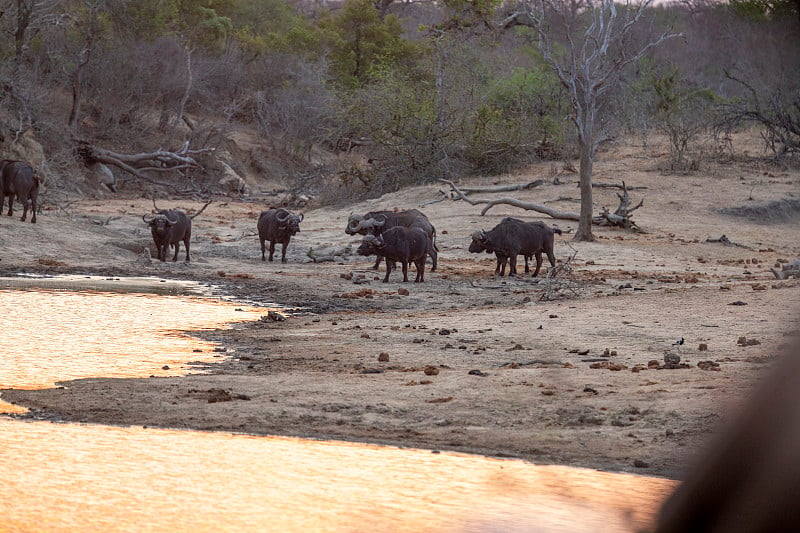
[0, 158, 562, 279]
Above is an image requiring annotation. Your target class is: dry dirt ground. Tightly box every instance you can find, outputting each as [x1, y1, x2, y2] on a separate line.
[1, 137, 799, 480]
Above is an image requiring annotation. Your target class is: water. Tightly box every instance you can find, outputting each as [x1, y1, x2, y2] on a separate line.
[0, 277, 676, 532]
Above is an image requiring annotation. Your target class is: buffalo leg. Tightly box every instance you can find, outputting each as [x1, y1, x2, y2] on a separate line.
[523, 255, 531, 274]
[414, 259, 425, 282]
[172, 241, 180, 262]
[260, 239, 266, 261]
[532, 252, 543, 277]
[184, 236, 191, 262]
[20, 197, 29, 222]
[280, 242, 288, 263]
[382, 258, 393, 282]
[6, 195, 13, 217]
[372, 255, 383, 270]
[546, 249, 556, 268]
[429, 246, 438, 272]
[401, 260, 409, 282]
[508, 255, 518, 276]
[268, 241, 276, 262]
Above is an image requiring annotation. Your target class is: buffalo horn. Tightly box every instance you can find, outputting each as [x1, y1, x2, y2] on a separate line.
[276, 209, 289, 222]
[164, 212, 179, 224]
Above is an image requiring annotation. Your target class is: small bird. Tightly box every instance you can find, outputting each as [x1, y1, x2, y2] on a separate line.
[672, 337, 685, 348]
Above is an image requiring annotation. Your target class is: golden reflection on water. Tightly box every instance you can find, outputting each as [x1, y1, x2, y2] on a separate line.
[0, 419, 676, 532]
[0, 288, 265, 391]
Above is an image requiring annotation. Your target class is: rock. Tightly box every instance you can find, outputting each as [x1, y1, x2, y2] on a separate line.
[468, 369, 488, 377]
[398, 288, 410, 296]
[438, 329, 451, 335]
[698, 343, 708, 351]
[698, 360, 721, 371]
[737, 336, 761, 346]
[633, 459, 650, 468]
[423, 366, 440, 376]
[664, 353, 681, 365]
[728, 301, 748, 306]
[378, 352, 390, 362]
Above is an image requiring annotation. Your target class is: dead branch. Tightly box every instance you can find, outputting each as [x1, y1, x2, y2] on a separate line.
[419, 190, 448, 207]
[592, 182, 647, 190]
[591, 181, 644, 229]
[451, 179, 545, 194]
[77, 141, 210, 182]
[480, 197, 581, 219]
[705, 235, 754, 249]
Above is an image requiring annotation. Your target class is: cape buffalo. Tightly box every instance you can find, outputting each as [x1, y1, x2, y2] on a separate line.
[258, 207, 304, 262]
[469, 217, 561, 277]
[143, 209, 192, 262]
[0, 159, 40, 223]
[357, 226, 429, 283]
[346, 209, 438, 271]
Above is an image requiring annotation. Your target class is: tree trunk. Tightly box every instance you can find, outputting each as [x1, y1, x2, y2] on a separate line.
[575, 141, 595, 241]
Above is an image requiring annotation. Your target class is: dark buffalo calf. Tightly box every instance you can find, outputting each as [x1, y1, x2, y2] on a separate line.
[143, 209, 192, 262]
[346, 209, 438, 271]
[258, 207, 303, 262]
[469, 218, 560, 277]
[0, 159, 40, 223]
[357, 226, 428, 282]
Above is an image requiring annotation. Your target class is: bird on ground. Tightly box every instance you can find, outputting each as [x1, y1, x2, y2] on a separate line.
[672, 337, 685, 349]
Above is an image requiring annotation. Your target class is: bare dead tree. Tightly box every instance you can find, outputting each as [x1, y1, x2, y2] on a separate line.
[502, 0, 681, 241]
[67, 2, 100, 136]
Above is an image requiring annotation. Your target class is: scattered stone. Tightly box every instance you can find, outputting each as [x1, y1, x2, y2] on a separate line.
[603, 348, 610, 356]
[728, 301, 748, 306]
[665, 429, 674, 437]
[698, 343, 708, 351]
[590, 361, 628, 371]
[633, 459, 650, 469]
[438, 329, 451, 335]
[698, 360, 721, 371]
[610, 350, 618, 356]
[398, 288, 410, 296]
[193, 349, 202, 353]
[360, 333, 370, 339]
[541, 389, 555, 396]
[468, 369, 488, 377]
[378, 352, 390, 362]
[751, 284, 767, 291]
[583, 386, 598, 394]
[419, 380, 433, 385]
[261, 311, 286, 322]
[162, 365, 170, 370]
[360, 368, 383, 374]
[647, 360, 661, 368]
[549, 314, 558, 318]
[423, 366, 440, 376]
[340, 272, 353, 280]
[664, 353, 681, 365]
[737, 336, 761, 346]
[427, 396, 453, 404]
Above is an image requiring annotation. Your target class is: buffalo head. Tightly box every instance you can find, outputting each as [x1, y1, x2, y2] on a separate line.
[143, 211, 179, 236]
[357, 234, 384, 256]
[468, 230, 489, 253]
[277, 210, 304, 236]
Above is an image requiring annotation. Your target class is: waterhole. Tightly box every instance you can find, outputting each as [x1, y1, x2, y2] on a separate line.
[0, 275, 675, 532]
